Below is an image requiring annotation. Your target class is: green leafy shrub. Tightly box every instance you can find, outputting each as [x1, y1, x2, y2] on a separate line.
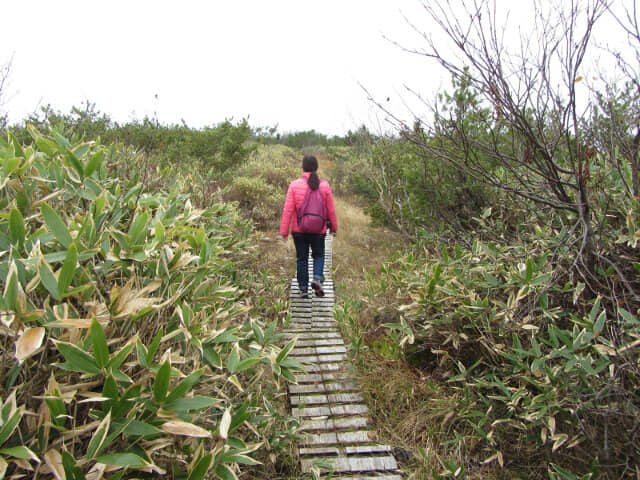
[360, 225, 640, 478]
[0, 129, 300, 478]
[224, 145, 300, 230]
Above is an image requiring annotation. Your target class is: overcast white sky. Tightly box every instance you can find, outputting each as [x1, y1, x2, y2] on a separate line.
[1, 1, 440, 135]
[0, 1, 635, 136]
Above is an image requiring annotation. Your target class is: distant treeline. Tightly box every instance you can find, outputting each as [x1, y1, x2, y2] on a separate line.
[7, 101, 364, 155]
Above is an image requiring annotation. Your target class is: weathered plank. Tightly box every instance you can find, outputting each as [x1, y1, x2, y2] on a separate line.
[289, 382, 358, 395]
[304, 363, 343, 373]
[301, 455, 398, 473]
[293, 371, 353, 384]
[291, 393, 364, 405]
[290, 394, 329, 405]
[331, 475, 402, 480]
[290, 346, 347, 356]
[299, 444, 392, 456]
[285, 332, 342, 340]
[302, 430, 372, 446]
[292, 403, 369, 417]
[296, 338, 345, 347]
[290, 354, 347, 364]
[301, 416, 370, 431]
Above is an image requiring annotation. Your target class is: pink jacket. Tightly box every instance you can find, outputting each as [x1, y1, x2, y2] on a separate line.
[280, 172, 338, 237]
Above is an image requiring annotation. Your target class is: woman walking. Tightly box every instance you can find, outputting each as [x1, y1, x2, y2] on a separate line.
[280, 155, 338, 298]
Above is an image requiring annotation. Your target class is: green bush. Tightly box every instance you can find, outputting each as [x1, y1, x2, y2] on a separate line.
[0, 129, 300, 478]
[225, 145, 300, 230]
[361, 223, 640, 478]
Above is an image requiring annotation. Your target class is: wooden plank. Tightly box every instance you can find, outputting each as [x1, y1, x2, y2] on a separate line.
[293, 373, 324, 383]
[316, 346, 347, 354]
[289, 382, 358, 395]
[302, 432, 338, 445]
[313, 322, 338, 328]
[318, 354, 347, 363]
[329, 404, 369, 416]
[294, 371, 353, 383]
[301, 455, 398, 473]
[303, 430, 373, 446]
[304, 363, 343, 373]
[331, 475, 402, 480]
[291, 392, 368, 407]
[296, 339, 345, 347]
[291, 354, 347, 364]
[337, 431, 374, 443]
[291, 347, 321, 356]
[301, 416, 369, 431]
[293, 403, 369, 418]
[290, 394, 328, 405]
[320, 371, 355, 382]
[292, 406, 331, 417]
[285, 332, 342, 340]
[299, 444, 392, 456]
[287, 323, 312, 329]
[295, 328, 340, 334]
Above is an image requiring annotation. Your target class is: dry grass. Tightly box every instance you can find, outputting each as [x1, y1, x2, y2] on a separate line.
[332, 195, 404, 294]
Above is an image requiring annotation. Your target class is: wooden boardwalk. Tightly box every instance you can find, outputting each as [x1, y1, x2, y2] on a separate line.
[283, 236, 403, 479]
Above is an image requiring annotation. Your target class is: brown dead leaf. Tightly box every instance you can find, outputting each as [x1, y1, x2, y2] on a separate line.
[161, 420, 212, 438]
[44, 450, 65, 480]
[16, 327, 45, 363]
[112, 278, 163, 319]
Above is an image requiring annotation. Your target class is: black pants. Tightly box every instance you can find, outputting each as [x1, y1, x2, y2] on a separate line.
[293, 233, 325, 291]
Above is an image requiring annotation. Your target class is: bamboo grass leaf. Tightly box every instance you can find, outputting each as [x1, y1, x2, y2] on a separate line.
[3, 261, 19, 311]
[87, 411, 111, 458]
[215, 464, 239, 480]
[8, 208, 25, 248]
[41, 203, 72, 248]
[90, 319, 109, 369]
[188, 453, 213, 480]
[124, 420, 161, 437]
[107, 341, 135, 371]
[164, 396, 219, 413]
[276, 339, 296, 363]
[95, 452, 149, 468]
[227, 345, 240, 373]
[58, 243, 78, 295]
[0, 446, 40, 462]
[55, 341, 101, 374]
[153, 360, 171, 403]
[0, 395, 22, 445]
[38, 258, 61, 301]
[165, 369, 204, 404]
[84, 151, 104, 177]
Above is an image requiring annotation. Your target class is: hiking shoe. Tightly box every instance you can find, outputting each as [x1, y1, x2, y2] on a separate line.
[300, 290, 309, 299]
[311, 279, 324, 297]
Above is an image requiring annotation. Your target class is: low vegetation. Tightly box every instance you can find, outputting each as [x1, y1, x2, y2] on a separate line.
[0, 128, 302, 479]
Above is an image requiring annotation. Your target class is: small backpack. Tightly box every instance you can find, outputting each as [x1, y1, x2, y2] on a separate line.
[297, 185, 327, 234]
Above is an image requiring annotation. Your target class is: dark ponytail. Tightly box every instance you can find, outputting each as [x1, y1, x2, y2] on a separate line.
[302, 155, 320, 190]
